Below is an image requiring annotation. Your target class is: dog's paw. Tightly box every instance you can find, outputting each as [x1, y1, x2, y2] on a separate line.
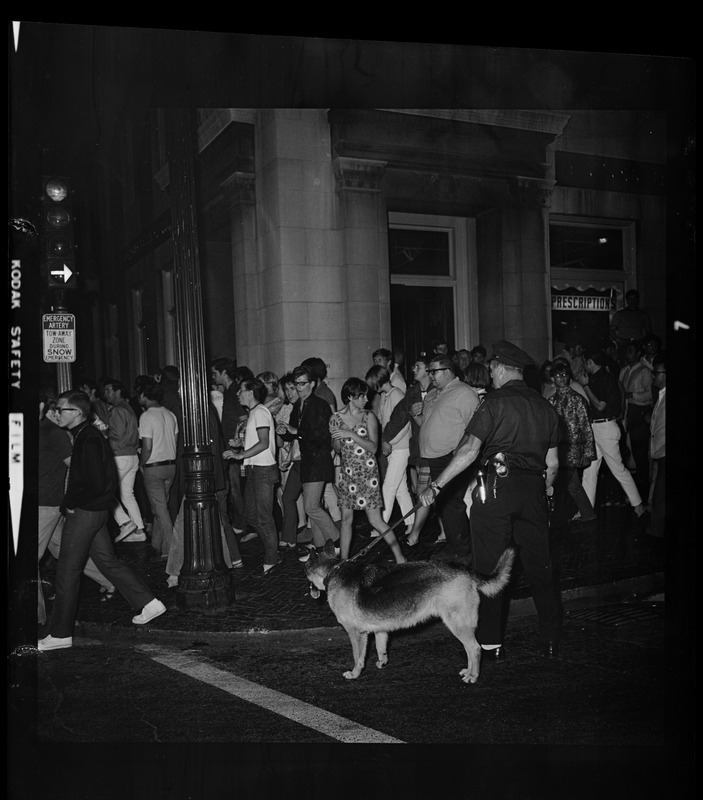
[343, 670, 360, 680]
[459, 668, 478, 684]
[375, 658, 388, 670]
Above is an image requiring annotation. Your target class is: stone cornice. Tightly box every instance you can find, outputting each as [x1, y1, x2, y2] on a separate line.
[379, 109, 571, 138]
[510, 175, 556, 207]
[332, 157, 387, 192]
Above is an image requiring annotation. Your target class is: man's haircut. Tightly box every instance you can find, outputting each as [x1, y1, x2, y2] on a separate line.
[211, 357, 236, 379]
[139, 378, 164, 403]
[58, 389, 92, 416]
[341, 377, 368, 404]
[240, 377, 268, 404]
[372, 348, 392, 362]
[103, 378, 126, 396]
[429, 356, 456, 372]
[465, 362, 492, 390]
[160, 365, 180, 384]
[365, 364, 391, 392]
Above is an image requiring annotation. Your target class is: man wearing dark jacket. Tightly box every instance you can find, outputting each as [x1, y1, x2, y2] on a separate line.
[38, 390, 166, 652]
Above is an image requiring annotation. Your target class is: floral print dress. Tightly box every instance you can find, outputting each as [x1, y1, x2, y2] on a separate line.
[329, 410, 382, 510]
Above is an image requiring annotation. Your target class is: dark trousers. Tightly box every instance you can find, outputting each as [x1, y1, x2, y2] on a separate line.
[226, 462, 247, 531]
[627, 404, 653, 497]
[244, 464, 280, 566]
[427, 453, 472, 560]
[50, 508, 154, 638]
[470, 471, 559, 647]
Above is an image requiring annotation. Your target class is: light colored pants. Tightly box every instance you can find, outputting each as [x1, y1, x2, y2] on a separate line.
[582, 420, 642, 508]
[142, 464, 176, 556]
[112, 454, 144, 529]
[38, 506, 111, 624]
[382, 447, 415, 528]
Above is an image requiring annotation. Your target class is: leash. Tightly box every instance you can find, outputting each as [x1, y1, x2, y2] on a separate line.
[347, 499, 425, 563]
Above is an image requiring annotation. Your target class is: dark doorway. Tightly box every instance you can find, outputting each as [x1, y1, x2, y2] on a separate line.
[390, 284, 455, 363]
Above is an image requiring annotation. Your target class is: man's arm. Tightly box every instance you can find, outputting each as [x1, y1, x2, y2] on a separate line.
[139, 437, 153, 467]
[419, 434, 483, 506]
[545, 446, 559, 491]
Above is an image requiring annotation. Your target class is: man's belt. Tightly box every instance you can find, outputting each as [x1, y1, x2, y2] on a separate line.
[143, 459, 176, 468]
[591, 417, 615, 423]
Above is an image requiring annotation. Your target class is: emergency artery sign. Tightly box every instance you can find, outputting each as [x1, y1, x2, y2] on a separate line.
[43, 313, 76, 362]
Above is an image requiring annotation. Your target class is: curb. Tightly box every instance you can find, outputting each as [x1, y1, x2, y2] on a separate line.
[75, 572, 666, 642]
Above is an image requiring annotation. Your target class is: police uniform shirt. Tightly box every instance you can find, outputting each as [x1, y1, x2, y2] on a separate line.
[465, 379, 559, 472]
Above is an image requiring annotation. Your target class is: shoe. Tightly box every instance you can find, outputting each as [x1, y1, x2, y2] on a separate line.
[99, 586, 117, 602]
[278, 542, 297, 550]
[166, 575, 179, 588]
[370, 531, 381, 538]
[259, 561, 282, 577]
[230, 560, 244, 569]
[540, 641, 559, 659]
[434, 532, 447, 543]
[38, 635, 73, 652]
[234, 527, 245, 535]
[571, 513, 597, 523]
[240, 531, 258, 543]
[298, 547, 318, 563]
[132, 598, 167, 625]
[480, 645, 505, 662]
[115, 521, 138, 543]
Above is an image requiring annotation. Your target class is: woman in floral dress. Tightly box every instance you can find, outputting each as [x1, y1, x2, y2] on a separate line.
[330, 378, 406, 564]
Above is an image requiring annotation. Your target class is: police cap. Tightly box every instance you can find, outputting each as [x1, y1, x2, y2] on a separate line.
[490, 340, 535, 369]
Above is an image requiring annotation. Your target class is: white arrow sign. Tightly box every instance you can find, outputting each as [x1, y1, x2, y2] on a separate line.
[50, 263, 74, 283]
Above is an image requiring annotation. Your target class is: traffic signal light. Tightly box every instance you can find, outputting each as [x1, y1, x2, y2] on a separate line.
[40, 176, 78, 289]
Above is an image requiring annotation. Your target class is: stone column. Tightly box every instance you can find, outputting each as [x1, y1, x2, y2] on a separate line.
[332, 156, 389, 377]
[164, 107, 234, 610]
[503, 176, 555, 364]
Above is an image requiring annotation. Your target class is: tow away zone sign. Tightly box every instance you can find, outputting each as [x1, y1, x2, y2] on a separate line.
[43, 313, 76, 362]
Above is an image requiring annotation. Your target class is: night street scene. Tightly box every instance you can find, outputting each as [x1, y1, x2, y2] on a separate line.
[9, 26, 694, 799]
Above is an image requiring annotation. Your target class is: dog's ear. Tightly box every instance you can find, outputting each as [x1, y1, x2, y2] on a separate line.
[323, 539, 337, 557]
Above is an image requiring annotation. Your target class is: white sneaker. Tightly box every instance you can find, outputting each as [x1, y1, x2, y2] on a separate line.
[38, 635, 73, 651]
[115, 521, 138, 543]
[132, 598, 167, 625]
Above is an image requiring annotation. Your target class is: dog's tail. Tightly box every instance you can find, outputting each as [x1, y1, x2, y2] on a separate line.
[476, 547, 516, 598]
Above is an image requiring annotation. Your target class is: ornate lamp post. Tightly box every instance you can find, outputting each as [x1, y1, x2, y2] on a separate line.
[165, 108, 234, 609]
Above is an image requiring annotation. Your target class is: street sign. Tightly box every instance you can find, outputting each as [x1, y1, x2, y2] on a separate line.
[48, 262, 75, 286]
[42, 313, 76, 362]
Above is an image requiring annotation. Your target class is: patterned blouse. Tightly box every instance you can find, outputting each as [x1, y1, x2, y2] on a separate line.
[548, 386, 596, 468]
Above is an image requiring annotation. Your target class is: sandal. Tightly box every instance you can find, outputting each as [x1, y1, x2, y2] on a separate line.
[99, 586, 117, 602]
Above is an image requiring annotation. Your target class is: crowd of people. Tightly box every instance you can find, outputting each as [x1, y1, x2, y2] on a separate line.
[37, 323, 665, 659]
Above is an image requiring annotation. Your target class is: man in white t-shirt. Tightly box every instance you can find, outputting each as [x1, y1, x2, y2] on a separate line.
[138, 380, 179, 559]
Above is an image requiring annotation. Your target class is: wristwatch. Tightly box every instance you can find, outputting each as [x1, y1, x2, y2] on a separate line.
[429, 481, 442, 496]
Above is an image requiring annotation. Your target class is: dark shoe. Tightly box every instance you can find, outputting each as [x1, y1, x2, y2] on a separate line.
[258, 561, 282, 577]
[481, 645, 505, 662]
[540, 641, 559, 659]
[99, 586, 117, 602]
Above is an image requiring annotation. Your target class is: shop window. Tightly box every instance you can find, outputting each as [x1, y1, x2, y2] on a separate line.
[549, 224, 624, 271]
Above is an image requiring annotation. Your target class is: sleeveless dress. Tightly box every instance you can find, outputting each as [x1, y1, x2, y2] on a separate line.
[329, 410, 382, 510]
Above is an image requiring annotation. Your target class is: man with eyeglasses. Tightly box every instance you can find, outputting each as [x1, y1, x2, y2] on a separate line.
[419, 341, 562, 662]
[414, 356, 480, 562]
[277, 365, 340, 557]
[38, 390, 166, 651]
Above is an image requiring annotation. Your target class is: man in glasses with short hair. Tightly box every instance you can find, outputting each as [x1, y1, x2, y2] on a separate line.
[413, 356, 480, 563]
[38, 390, 166, 651]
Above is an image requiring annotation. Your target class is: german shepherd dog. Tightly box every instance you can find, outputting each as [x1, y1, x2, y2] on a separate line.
[305, 541, 515, 684]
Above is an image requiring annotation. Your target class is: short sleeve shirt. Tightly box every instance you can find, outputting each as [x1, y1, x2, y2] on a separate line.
[138, 406, 178, 462]
[243, 403, 277, 467]
[465, 380, 560, 472]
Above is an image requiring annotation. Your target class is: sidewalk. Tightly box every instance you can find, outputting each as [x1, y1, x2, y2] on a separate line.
[39, 499, 666, 641]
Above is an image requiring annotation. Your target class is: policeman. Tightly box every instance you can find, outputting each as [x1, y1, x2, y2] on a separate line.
[419, 340, 561, 661]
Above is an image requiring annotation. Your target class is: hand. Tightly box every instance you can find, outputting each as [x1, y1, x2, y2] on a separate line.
[330, 428, 353, 442]
[410, 401, 424, 417]
[223, 449, 238, 460]
[419, 487, 436, 507]
[381, 441, 392, 456]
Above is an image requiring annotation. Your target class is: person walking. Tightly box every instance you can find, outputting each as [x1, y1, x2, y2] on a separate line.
[618, 341, 654, 499]
[38, 393, 115, 624]
[330, 378, 406, 564]
[38, 390, 166, 651]
[419, 340, 562, 661]
[547, 361, 597, 523]
[647, 352, 666, 538]
[138, 379, 179, 559]
[227, 378, 281, 576]
[365, 365, 416, 536]
[578, 351, 648, 521]
[414, 355, 480, 563]
[102, 378, 146, 543]
[277, 364, 340, 560]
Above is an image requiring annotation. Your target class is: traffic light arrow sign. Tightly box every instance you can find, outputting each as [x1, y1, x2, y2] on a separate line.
[50, 263, 73, 283]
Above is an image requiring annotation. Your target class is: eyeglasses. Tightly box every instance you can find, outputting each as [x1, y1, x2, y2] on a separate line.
[294, 380, 310, 387]
[427, 368, 449, 376]
[56, 407, 79, 414]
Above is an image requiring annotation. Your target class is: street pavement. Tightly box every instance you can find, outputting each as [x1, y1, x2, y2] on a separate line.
[38, 497, 667, 641]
